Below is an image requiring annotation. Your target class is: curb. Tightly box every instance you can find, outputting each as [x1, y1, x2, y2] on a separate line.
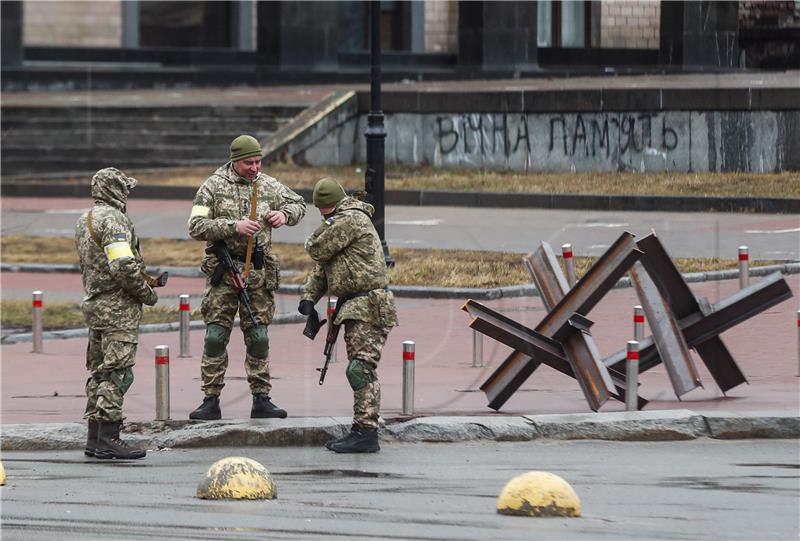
[3, 263, 797, 344]
[2, 182, 798, 214]
[3, 262, 799, 304]
[1, 312, 305, 344]
[2, 411, 797, 451]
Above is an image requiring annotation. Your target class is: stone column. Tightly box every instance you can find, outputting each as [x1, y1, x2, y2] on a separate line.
[257, 0, 340, 69]
[458, 1, 538, 73]
[1, 1, 23, 67]
[660, 1, 740, 69]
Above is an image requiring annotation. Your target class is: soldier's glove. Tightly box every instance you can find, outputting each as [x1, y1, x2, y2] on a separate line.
[141, 285, 158, 307]
[298, 299, 315, 316]
[300, 300, 326, 340]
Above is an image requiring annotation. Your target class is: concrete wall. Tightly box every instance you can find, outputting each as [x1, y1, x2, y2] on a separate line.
[425, 0, 458, 53]
[23, 1, 122, 47]
[600, 0, 660, 49]
[290, 109, 799, 173]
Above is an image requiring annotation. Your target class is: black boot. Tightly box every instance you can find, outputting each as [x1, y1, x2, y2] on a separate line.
[251, 394, 287, 419]
[329, 424, 380, 454]
[94, 421, 146, 460]
[326, 424, 358, 450]
[189, 395, 221, 420]
[85, 419, 98, 457]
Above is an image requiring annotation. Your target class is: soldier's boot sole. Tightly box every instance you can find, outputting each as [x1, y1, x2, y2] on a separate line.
[95, 448, 146, 460]
[330, 431, 380, 454]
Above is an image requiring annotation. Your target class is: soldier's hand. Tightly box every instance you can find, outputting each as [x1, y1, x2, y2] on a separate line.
[142, 285, 158, 306]
[298, 299, 315, 315]
[265, 210, 287, 228]
[235, 218, 261, 237]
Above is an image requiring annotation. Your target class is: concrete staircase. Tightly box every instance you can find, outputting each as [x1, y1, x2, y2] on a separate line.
[1, 104, 305, 177]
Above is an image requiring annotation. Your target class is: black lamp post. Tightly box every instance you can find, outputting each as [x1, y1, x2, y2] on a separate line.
[364, 0, 394, 267]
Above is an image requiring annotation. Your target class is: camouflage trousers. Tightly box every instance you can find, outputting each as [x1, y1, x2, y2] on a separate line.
[84, 328, 138, 422]
[200, 277, 276, 396]
[343, 319, 391, 430]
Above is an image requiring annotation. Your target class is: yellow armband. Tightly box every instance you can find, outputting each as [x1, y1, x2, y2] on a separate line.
[104, 241, 134, 261]
[190, 205, 211, 218]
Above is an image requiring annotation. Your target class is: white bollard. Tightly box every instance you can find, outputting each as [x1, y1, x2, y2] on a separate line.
[472, 329, 483, 368]
[797, 310, 800, 378]
[633, 305, 645, 341]
[562, 243, 576, 287]
[738, 246, 749, 289]
[179, 295, 191, 358]
[31, 290, 43, 354]
[626, 340, 639, 412]
[327, 298, 338, 363]
[402, 341, 415, 415]
[155, 345, 170, 421]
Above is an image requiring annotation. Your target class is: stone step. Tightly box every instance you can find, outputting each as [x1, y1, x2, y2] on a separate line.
[0, 105, 305, 121]
[1, 117, 289, 132]
[1, 156, 222, 175]
[1, 129, 275, 146]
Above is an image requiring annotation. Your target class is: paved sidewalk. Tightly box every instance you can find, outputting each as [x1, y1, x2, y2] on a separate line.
[2, 277, 798, 449]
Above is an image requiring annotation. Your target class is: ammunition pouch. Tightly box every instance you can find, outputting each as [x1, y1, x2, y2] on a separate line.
[210, 263, 225, 287]
[252, 245, 264, 270]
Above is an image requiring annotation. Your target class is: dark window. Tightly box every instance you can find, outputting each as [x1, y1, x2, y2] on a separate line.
[139, 1, 232, 48]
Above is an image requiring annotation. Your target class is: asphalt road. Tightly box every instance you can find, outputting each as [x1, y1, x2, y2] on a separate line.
[3, 197, 799, 260]
[1, 439, 798, 541]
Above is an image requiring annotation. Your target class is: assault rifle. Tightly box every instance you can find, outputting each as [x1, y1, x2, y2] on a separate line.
[206, 240, 258, 328]
[315, 295, 352, 385]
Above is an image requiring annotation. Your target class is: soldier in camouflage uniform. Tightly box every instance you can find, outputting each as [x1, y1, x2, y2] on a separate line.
[75, 167, 158, 460]
[300, 178, 398, 453]
[188, 135, 306, 420]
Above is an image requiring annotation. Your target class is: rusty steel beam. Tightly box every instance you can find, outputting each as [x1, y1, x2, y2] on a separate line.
[633, 233, 746, 390]
[630, 261, 702, 398]
[524, 243, 568, 311]
[526, 241, 617, 410]
[536, 232, 643, 340]
[466, 299, 646, 410]
[607, 271, 792, 392]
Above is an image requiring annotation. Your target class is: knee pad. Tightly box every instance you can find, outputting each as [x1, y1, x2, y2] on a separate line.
[345, 359, 375, 391]
[109, 367, 134, 394]
[204, 324, 231, 357]
[245, 325, 269, 358]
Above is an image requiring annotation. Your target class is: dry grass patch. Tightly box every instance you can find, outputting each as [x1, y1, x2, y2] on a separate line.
[1, 300, 200, 331]
[2, 236, 779, 289]
[44, 165, 800, 198]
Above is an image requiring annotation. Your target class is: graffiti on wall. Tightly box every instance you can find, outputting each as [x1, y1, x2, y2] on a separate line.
[434, 112, 682, 165]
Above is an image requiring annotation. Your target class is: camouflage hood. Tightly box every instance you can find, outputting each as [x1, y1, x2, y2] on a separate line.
[91, 167, 137, 210]
[332, 196, 375, 218]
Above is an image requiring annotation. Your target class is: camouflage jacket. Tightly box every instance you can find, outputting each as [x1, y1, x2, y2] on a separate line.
[188, 163, 306, 287]
[75, 168, 157, 332]
[302, 197, 398, 327]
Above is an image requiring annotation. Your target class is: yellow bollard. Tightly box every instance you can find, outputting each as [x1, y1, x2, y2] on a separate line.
[196, 457, 276, 500]
[496, 471, 581, 517]
[0, 462, 6, 485]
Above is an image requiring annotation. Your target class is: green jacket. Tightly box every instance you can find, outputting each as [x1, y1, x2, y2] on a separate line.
[302, 197, 398, 327]
[75, 168, 157, 333]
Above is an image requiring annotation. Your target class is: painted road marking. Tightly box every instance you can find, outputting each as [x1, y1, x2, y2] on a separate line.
[744, 227, 800, 234]
[388, 219, 443, 226]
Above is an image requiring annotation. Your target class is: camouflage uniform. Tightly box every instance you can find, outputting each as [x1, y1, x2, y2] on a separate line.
[189, 162, 306, 396]
[75, 168, 158, 423]
[302, 196, 398, 429]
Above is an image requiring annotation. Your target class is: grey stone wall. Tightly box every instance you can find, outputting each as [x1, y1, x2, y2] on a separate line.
[293, 109, 799, 173]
